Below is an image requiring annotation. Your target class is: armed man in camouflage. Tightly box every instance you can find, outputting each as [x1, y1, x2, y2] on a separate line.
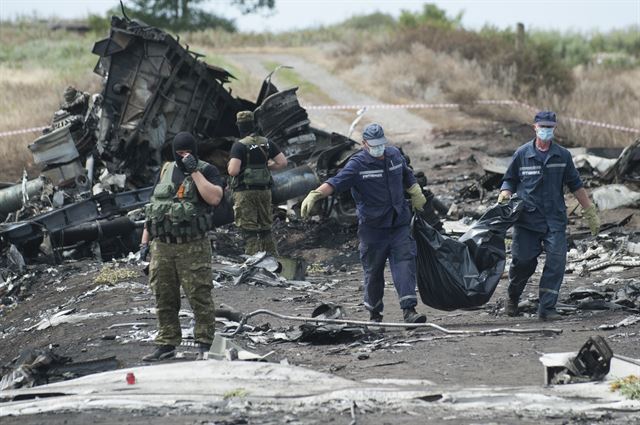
[227, 111, 287, 255]
[139, 131, 224, 361]
[61, 85, 90, 117]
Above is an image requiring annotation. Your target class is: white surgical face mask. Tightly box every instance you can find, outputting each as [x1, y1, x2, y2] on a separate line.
[368, 144, 386, 157]
[536, 127, 554, 141]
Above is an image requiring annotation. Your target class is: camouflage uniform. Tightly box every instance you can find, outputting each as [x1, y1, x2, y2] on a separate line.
[61, 85, 90, 116]
[230, 111, 280, 256]
[149, 237, 215, 346]
[233, 189, 277, 255]
[145, 159, 217, 347]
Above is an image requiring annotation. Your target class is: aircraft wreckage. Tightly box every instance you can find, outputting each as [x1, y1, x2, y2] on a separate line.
[0, 15, 445, 263]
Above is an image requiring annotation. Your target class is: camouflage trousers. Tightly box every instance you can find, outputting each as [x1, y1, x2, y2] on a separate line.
[148, 237, 215, 346]
[233, 189, 278, 256]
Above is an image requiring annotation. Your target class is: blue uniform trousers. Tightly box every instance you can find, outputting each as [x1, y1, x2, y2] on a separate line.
[358, 224, 418, 313]
[508, 226, 567, 315]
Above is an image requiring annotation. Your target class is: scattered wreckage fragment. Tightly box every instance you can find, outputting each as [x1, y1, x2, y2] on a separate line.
[540, 335, 640, 388]
[0, 347, 119, 391]
[464, 140, 640, 207]
[0, 14, 444, 264]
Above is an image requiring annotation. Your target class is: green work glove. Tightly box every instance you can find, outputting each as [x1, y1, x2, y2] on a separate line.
[301, 190, 326, 218]
[406, 183, 427, 212]
[498, 191, 511, 205]
[583, 204, 600, 236]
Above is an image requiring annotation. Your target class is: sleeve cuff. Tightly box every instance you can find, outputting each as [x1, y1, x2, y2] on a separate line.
[500, 182, 515, 192]
[569, 181, 584, 193]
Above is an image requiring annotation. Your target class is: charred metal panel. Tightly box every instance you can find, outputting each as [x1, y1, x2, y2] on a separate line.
[255, 88, 316, 158]
[93, 16, 243, 181]
[0, 187, 152, 254]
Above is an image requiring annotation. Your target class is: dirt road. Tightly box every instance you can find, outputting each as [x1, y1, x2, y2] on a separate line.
[1, 51, 639, 424]
[225, 52, 436, 163]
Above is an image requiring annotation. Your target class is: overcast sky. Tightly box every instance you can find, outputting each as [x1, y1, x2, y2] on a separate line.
[1, 0, 638, 32]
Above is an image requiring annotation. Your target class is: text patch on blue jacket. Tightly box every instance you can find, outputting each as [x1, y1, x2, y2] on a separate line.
[501, 140, 583, 232]
[326, 146, 417, 228]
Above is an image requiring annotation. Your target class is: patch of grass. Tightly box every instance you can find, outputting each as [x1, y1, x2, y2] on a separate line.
[182, 45, 260, 101]
[610, 375, 640, 400]
[223, 388, 248, 399]
[94, 264, 139, 286]
[261, 60, 333, 105]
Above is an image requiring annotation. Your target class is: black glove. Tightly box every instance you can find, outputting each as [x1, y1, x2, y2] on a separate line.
[181, 154, 198, 173]
[139, 242, 149, 262]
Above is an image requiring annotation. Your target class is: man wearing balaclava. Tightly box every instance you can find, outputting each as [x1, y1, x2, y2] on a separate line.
[227, 110, 287, 255]
[300, 123, 428, 324]
[139, 131, 224, 361]
[499, 111, 600, 321]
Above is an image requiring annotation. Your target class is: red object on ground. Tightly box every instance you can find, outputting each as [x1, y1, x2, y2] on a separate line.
[126, 372, 136, 385]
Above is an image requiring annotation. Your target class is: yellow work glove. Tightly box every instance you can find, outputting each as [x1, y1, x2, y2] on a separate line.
[582, 204, 600, 236]
[301, 190, 326, 218]
[406, 183, 427, 212]
[497, 191, 512, 205]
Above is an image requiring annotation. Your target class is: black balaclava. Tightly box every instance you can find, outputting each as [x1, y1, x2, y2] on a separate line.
[172, 131, 198, 173]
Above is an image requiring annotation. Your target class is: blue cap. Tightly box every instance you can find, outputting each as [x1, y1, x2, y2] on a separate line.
[534, 111, 557, 126]
[362, 123, 388, 146]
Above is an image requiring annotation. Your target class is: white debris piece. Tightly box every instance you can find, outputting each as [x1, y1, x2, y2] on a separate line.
[25, 309, 114, 331]
[592, 184, 640, 210]
[573, 154, 617, 175]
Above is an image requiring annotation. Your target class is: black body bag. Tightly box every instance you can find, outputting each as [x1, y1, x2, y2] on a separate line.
[413, 197, 523, 311]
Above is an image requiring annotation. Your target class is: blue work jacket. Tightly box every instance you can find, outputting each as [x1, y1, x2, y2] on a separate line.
[501, 139, 583, 232]
[326, 146, 417, 228]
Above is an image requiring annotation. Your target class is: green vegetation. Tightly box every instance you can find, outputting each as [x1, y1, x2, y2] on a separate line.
[529, 27, 640, 67]
[399, 4, 464, 29]
[223, 388, 248, 399]
[0, 22, 97, 73]
[94, 265, 139, 286]
[610, 375, 640, 400]
[261, 60, 333, 104]
[87, 0, 276, 33]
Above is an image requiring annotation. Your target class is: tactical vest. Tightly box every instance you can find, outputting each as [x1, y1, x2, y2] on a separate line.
[230, 135, 272, 190]
[145, 161, 214, 240]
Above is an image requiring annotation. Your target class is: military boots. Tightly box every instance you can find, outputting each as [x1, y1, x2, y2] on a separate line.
[403, 308, 427, 323]
[142, 344, 176, 362]
[505, 298, 519, 317]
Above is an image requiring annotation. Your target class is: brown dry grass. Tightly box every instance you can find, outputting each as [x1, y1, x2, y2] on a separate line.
[0, 22, 102, 181]
[322, 40, 639, 147]
[0, 67, 100, 181]
[540, 67, 640, 147]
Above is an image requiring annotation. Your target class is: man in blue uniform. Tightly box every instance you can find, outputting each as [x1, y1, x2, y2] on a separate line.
[499, 111, 600, 321]
[301, 123, 428, 323]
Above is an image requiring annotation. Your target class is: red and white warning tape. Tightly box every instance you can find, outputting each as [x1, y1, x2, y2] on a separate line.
[303, 100, 640, 134]
[302, 99, 530, 110]
[0, 126, 47, 138]
[2, 100, 639, 137]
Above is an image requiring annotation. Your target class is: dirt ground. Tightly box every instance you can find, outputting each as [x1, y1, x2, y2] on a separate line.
[1, 52, 639, 424]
